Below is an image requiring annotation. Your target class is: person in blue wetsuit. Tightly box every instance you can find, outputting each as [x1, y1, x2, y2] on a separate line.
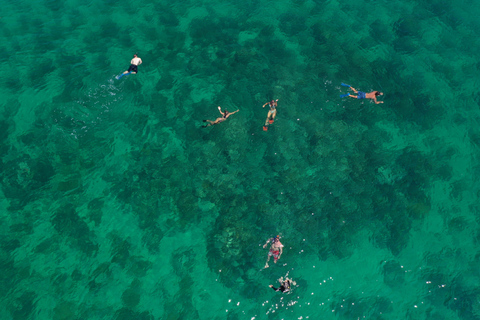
[202, 106, 239, 127]
[347, 86, 384, 104]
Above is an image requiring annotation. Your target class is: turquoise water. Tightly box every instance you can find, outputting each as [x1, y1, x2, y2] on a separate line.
[2, 0, 480, 318]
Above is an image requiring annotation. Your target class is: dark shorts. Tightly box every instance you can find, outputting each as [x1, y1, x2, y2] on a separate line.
[357, 91, 366, 99]
[127, 64, 138, 73]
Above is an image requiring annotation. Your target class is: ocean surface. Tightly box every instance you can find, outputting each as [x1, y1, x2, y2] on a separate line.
[1, 0, 480, 319]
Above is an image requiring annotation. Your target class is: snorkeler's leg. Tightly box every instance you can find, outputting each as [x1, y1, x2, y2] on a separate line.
[348, 95, 358, 99]
[202, 120, 214, 128]
[265, 111, 272, 125]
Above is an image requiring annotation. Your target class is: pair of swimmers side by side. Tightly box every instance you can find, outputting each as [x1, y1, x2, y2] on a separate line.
[201, 99, 279, 130]
[340, 83, 384, 104]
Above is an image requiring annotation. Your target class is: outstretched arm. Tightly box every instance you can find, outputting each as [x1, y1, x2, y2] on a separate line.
[226, 109, 239, 118]
[263, 238, 273, 248]
[218, 106, 223, 114]
[373, 97, 384, 104]
[262, 102, 268, 108]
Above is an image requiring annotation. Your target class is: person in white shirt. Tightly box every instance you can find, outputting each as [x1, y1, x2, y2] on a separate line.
[123, 54, 142, 75]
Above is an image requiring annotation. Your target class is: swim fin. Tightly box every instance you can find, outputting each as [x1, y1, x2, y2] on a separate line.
[340, 93, 350, 98]
[341, 83, 351, 87]
[116, 71, 132, 80]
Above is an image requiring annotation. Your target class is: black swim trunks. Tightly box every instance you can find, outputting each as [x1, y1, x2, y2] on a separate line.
[127, 64, 138, 73]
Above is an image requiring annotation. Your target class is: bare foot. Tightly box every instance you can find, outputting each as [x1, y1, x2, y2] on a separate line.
[264, 263, 269, 268]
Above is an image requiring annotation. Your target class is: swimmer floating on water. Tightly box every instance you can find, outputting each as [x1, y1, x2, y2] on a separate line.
[262, 99, 278, 131]
[269, 276, 296, 293]
[263, 235, 284, 268]
[202, 106, 239, 128]
[340, 83, 384, 104]
[117, 54, 142, 79]
[124, 53, 142, 75]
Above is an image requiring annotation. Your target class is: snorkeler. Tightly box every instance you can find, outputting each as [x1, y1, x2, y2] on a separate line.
[269, 277, 296, 293]
[202, 106, 239, 128]
[262, 99, 278, 130]
[263, 235, 284, 268]
[117, 54, 143, 79]
[123, 54, 142, 75]
[340, 83, 384, 104]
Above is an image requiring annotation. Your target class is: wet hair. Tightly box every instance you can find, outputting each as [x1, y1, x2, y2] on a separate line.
[223, 110, 229, 118]
[270, 100, 275, 104]
[375, 91, 382, 96]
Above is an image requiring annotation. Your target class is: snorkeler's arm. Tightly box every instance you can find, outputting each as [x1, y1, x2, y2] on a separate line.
[218, 106, 223, 114]
[262, 102, 269, 108]
[374, 97, 384, 104]
[225, 110, 239, 119]
[263, 238, 273, 248]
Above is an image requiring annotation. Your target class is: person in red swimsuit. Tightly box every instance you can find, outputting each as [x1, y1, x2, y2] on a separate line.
[263, 235, 284, 268]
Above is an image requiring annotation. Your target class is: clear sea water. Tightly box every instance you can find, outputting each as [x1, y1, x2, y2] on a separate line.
[2, 0, 480, 319]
